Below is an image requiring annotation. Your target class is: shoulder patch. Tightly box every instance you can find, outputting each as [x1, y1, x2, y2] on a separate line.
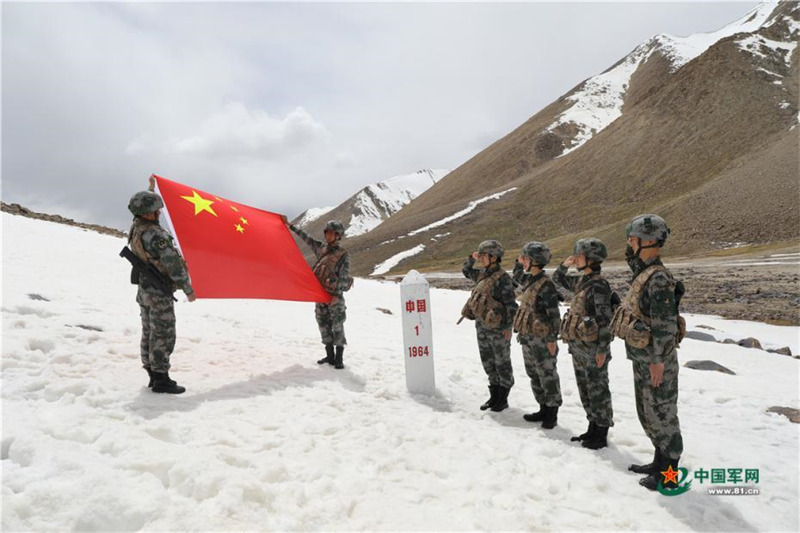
[154, 238, 169, 250]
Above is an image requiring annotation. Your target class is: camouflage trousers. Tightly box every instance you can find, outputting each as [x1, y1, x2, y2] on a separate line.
[315, 298, 347, 346]
[137, 286, 176, 373]
[631, 350, 683, 460]
[518, 334, 562, 407]
[570, 345, 614, 427]
[475, 321, 514, 389]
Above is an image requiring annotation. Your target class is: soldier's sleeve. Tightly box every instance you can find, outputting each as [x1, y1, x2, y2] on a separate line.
[537, 282, 561, 343]
[332, 252, 352, 296]
[462, 256, 479, 282]
[511, 260, 529, 287]
[495, 274, 519, 331]
[289, 224, 323, 257]
[647, 272, 679, 363]
[144, 230, 194, 295]
[591, 282, 615, 355]
[553, 264, 578, 293]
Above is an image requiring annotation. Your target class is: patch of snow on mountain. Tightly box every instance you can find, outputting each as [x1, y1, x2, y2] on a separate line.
[548, 41, 657, 156]
[548, 2, 780, 157]
[371, 244, 426, 276]
[736, 34, 798, 64]
[296, 206, 336, 227]
[346, 169, 449, 237]
[407, 187, 517, 237]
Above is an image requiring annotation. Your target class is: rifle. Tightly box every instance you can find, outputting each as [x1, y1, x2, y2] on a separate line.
[120, 246, 177, 301]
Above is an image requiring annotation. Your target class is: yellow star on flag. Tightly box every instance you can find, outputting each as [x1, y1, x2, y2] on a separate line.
[230, 205, 239, 213]
[240, 217, 249, 225]
[235, 224, 245, 234]
[661, 465, 680, 485]
[181, 191, 218, 217]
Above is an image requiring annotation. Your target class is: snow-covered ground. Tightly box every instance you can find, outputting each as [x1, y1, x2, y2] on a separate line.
[2, 213, 799, 531]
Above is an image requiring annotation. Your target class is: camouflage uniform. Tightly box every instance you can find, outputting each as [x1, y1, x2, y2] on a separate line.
[512, 261, 562, 407]
[463, 256, 518, 390]
[553, 265, 615, 427]
[622, 257, 683, 460]
[129, 218, 194, 373]
[290, 224, 351, 346]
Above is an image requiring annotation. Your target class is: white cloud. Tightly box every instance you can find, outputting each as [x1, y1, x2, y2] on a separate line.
[156, 103, 329, 158]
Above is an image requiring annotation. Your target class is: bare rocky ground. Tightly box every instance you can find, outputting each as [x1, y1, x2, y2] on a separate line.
[393, 256, 800, 327]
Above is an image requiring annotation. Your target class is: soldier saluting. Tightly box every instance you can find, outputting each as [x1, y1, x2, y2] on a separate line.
[461, 240, 518, 412]
[284, 218, 352, 369]
[611, 214, 685, 491]
[553, 238, 616, 450]
[126, 175, 196, 394]
[512, 242, 563, 429]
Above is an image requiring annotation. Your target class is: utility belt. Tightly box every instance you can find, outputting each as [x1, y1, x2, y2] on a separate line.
[559, 312, 599, 343]
[512, 307, 550, 337]
[610, 305, 686, 349]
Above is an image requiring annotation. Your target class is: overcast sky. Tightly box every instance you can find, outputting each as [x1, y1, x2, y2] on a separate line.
[2, 1, 759, 230]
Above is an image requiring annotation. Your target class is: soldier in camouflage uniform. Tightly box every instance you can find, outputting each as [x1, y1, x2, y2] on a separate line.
[512, 242, 563, 428]
[553, 238, 617, 449]
[127, 176, 196, 394]
[611, 214, 685, 491]
[286, 219, 352, 369]
[461, 240, 519, 412]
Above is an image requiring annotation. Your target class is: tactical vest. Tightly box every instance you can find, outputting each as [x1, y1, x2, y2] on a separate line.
[513, 275, 553, 337]
[313, 247, 351, 293]
[610, 264, 686, 349]
[129, 222, 174, 288]
[461, 268, 507, 329]
[559, 276, 604, 343]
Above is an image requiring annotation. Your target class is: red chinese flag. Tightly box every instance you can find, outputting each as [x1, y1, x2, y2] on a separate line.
[153, 175, 331, 303]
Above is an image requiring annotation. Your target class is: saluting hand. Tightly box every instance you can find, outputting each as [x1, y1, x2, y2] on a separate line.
[547, 342, 557, 356]
[649, 362, 665, 387]
[471, 252, 479, 260]
[187, 293, 197, 303]
[503, 330, 512, 341]
[595, 353, 606, 368]
[563, 255, 576, 268]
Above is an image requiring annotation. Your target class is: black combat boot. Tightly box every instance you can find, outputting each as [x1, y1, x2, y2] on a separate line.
[490, 387, 510, 412]
[333, 346, 344, 370]
[582, 425, 609, 449]
[571, 421, 597, 442]
[318, 344, 335, 365]
[541, 406, 559, 429]
[629, 448, 662, 475]
[523, 404, 545, 422]
[480, 386, 497, 411]
[144, 367, 154, 388]
[640, 455, 679, 491]
[151, 372, 186, 394]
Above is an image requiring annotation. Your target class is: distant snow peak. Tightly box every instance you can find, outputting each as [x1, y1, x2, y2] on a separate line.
[296, 206, 335, 227]
[345, 169, 449, 237]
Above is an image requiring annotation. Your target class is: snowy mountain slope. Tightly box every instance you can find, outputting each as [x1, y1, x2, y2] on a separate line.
[3, 214, 799, 531]
[293, 205, 335, 227]
[345, 1, 800, 276]
[549, 2, 781, 155]
[292, 169, 449, 239]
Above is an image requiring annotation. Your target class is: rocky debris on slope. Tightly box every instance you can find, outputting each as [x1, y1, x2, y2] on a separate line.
[2, 202, 125, 238]
[766, 406, 800, 424]
[684, 360, 736, 375]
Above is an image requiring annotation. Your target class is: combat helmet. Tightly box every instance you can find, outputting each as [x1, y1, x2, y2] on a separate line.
[478, 239, 504, 260]
[521, 241, 551, 267]
[573, 238, 607, 264]
[626, 214, 669, 247]
[324, 220, 346, 238]
[128, 191, 164, 217]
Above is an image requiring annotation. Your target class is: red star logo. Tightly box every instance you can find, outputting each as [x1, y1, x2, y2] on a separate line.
[661, 465, 680, 485]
